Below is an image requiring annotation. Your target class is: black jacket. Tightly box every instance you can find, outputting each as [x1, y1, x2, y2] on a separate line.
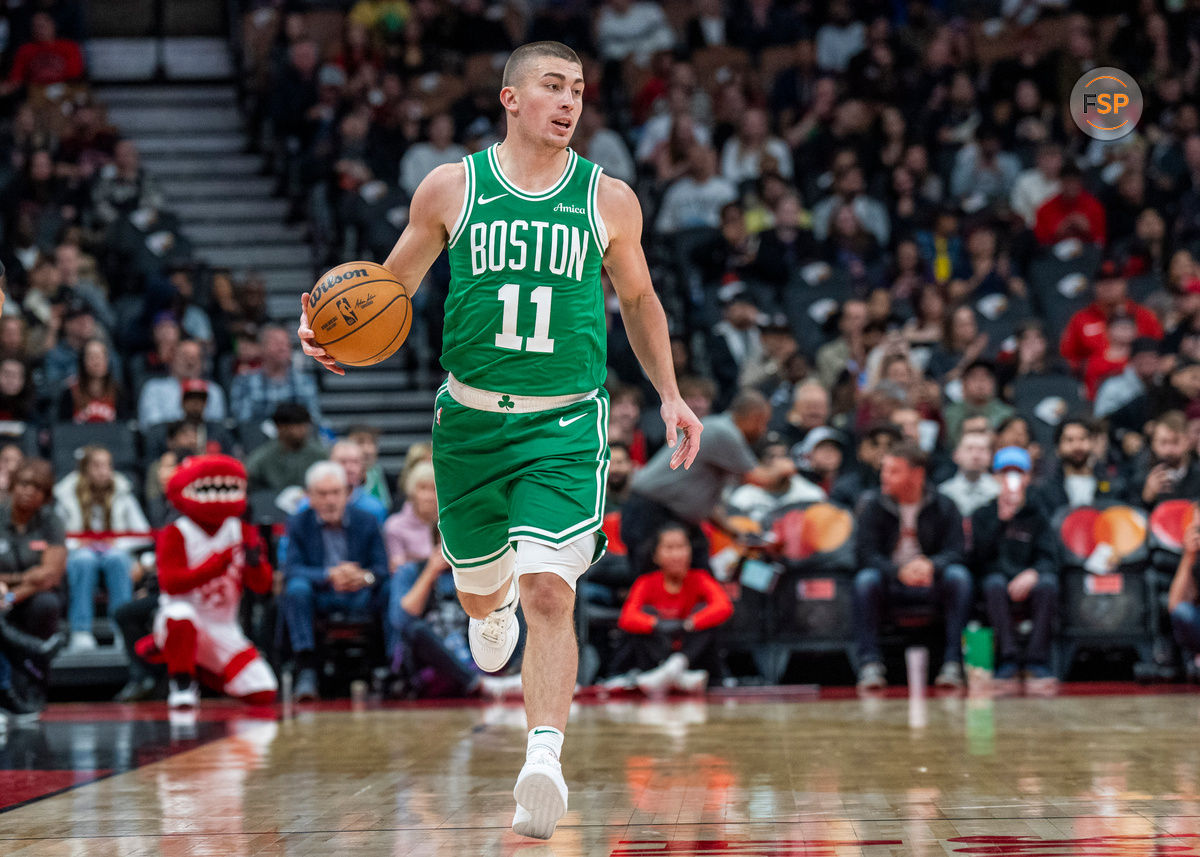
[968, 499, 1058, 582]
[1029, 465, 1127, 517]
[854, 489, 965, 581]
[1129, 459, 1200, 510]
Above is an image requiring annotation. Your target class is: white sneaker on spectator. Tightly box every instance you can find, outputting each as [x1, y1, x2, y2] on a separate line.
[674, 669, 709, 694]
[512, 752, 568, 840]
[167, 678, 199, 709]
[636, 653, 688, 695]
[468, 581, 520, 673]
[68, 631, 97, 652]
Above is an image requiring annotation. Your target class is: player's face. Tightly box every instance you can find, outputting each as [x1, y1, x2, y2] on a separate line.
[508, 58, 584, 147]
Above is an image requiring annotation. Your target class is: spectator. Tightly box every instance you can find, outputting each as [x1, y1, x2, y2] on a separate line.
[573, 107, 635, 185]
[794, 426, 845, 496]
[245, 403, 326, 494]
[0, 357, 35, 425]
[927, 304, 989, 384]
[91, 139, 165, 227]
[42, 303, 101, 399]
[128, 311, 180, 393]
[1131, 412, 1200, 509]
[607, 383, 648, 465]
[1095, 337, 1161, 418]
[607, 440, 635, 511]
[54, 242, 114, 331]
[1011, 143, 1063, 228]
[165, 264, 214, 350]
[830, 422, 899, 507]
[56, 337, 128, 424]
[949, 126, 1022, 211]
[773, 380, 830, 449]
[969, 447, 1059, 693]
[0, 459, 67, 706]
[811, 164, 890, 246]
[939, 430, 999, 518]
[348, 425, 391, 513]
[398, 113, 467, 200]
[53, 446, 151, 652]
[388, 545, 482, 699]
[329, 439, 388, 524]
[721, 107, 793, 186]
[1033, 162, 1106, 247]
[815, 299, 869, 390]
[998, 320, 1067, 399]
[595, 0, 674, 66]
[0, 443, 25, 504]
[623, 390, 790, 574]
[944, 360, 1015, 447]
[654, 144, 738, 235]
[282, 460, 388, 702]
[1030, 418, 1127, 514]
[1168, 514, 1200, 680]
[727, 436, 825, 523]
[707, 282, 764, 410]
[1059, 261, 1164, 373]
[852, 442, 972, 690]
[1083, 314, 1138, 400]
[229, 325, 322, 425]
[384, 461, 437, 572]
[947, 226, 1024, 304]
[815, 0, 865, 73]
[136, 339, 228, 429]
[748, 193, 819, 299]
[0, 12, 84, 93]
[614, 523, 733, 693]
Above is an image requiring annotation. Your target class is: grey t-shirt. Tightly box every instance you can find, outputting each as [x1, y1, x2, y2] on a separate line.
[630, 413, 757, 523]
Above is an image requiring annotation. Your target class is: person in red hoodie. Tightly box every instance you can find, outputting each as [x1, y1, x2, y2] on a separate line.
[615, 523, 734, 693]
[1033, 163, 1106, 247]
[0, 13, 85, 94]
[1060, 260, 1163, 372]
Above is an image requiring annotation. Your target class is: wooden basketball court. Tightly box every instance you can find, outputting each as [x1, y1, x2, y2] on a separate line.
[1, 687, 1198, 855]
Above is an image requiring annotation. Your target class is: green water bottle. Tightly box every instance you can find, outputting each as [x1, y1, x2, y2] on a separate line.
[962, 621, 994, 674]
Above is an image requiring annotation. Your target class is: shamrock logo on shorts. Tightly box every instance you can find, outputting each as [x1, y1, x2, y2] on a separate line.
[498, 395, 515, 410]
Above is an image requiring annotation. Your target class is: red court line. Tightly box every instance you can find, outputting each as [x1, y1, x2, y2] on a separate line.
[0, 770, 110, 811]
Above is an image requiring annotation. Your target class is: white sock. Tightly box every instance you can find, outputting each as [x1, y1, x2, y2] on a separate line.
[527, 726, 564, 760]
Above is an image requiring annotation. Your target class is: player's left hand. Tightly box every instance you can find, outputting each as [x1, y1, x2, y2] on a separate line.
[661, 397, 702, 470]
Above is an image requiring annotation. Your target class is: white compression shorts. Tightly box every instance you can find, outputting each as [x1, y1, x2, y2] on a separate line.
[451, 533, 597, 597]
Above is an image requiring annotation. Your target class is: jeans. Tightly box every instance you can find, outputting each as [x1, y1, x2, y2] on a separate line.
[1170, 601, 1200, 654]
[282, 576, 384, 654]
[982, 572, 1058, 665]
[853, 564, 973, 665]
[66, 548, 134, 633]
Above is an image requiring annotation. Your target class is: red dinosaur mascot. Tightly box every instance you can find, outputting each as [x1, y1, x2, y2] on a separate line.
[144, 454, 277, 708]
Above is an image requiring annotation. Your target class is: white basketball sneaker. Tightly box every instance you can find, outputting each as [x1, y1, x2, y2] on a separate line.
[167, 678, 199, 709]
[512, 752, 568, 840]
[468, 581, 520, 673]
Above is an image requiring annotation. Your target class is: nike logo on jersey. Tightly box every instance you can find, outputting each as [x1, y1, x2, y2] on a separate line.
[559, 413, 587, 427]
[477, 192, 508, 205]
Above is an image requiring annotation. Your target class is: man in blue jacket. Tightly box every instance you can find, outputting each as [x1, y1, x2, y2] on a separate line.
[853, 441, 972, 691]
[283, 460, 388, 700]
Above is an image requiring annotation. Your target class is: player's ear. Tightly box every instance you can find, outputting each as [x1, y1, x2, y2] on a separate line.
[499, 85, 518, 112]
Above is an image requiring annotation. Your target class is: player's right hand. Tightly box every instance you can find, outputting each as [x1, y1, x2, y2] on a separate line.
[298, 293, 345, 375]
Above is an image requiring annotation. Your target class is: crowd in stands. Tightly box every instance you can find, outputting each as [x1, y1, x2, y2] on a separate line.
[5, 0, 1200, 713]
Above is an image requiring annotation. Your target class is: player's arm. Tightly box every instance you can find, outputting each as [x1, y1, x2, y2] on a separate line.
[298, 163, 465, 374]
[599, 174, 702, 470]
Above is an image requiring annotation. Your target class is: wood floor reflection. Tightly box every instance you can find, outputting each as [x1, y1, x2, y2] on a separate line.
[2, 691, 1200, 856]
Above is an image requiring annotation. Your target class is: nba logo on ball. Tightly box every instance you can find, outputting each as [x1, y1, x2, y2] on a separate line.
[1069, 67, 1142, 141]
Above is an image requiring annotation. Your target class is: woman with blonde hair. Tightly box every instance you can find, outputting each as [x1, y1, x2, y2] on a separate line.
[54, 446, 151, 651]
[384, 460, 438, 571]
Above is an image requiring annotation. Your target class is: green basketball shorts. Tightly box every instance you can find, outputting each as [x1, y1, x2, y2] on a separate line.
[431, 376, 610, 580]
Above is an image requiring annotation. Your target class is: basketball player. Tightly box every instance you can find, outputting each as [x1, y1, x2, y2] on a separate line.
[297, 42, 702, 840]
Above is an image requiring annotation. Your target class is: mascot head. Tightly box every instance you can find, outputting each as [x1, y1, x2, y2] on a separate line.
[167, 454, 248, 528]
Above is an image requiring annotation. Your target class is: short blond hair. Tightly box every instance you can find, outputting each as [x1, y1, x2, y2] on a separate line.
[403, 460, 435, 498]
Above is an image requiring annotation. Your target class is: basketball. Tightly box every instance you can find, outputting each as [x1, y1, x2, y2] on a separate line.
[306, 261, 412, 367]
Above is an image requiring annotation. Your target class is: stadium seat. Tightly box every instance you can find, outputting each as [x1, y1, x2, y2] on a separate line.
[51, 421, 140, 477]
[1012, 373, 1086, 448]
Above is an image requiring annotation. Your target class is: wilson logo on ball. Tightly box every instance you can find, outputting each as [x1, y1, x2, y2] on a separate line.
[311, 267, 369, 303]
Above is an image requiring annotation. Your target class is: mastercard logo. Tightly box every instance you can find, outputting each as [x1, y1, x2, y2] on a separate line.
[1069, 67, 1143, 141]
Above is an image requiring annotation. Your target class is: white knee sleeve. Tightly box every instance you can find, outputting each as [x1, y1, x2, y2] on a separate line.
[451, 545, 517, 596]
[513, 533, 596, 593]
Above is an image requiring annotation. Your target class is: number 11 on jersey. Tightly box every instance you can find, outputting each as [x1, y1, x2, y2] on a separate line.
[495, 283, 555, 354]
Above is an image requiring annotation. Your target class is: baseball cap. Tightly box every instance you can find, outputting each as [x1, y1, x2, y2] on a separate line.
[992, 446, 1031, 473]
[798, 426, 844, 457]
[180, 379, 209, 397]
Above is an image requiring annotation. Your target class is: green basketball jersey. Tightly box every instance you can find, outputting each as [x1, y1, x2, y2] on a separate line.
[443, 145, 607, 396]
